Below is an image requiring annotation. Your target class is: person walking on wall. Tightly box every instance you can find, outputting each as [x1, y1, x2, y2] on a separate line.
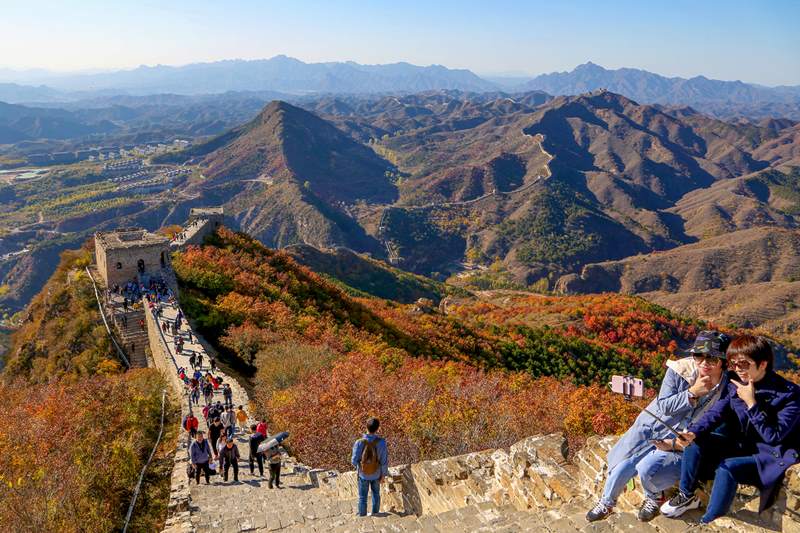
[189, 431, 213, 485]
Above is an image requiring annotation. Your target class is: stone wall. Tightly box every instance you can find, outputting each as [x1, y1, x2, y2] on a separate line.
[315, 434, 583, 516]
[144, 299, 192, 531]
[311, 433, 800, 532]
[575, 435, 800, 532]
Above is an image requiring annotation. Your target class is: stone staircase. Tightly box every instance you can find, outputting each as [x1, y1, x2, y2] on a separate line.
[116, 307, 149, 367]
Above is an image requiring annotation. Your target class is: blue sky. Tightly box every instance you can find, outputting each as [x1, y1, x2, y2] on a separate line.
[1, 0, 798, 85]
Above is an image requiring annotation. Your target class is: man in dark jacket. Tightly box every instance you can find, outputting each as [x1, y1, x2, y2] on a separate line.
[249, 424, 266, 476]
[208, 418, 224, 460]
[220, 439, 240, 482]
[661, 335, 800, 523]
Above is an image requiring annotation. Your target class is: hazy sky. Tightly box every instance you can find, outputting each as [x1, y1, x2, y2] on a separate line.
[1, 0, 799, 85]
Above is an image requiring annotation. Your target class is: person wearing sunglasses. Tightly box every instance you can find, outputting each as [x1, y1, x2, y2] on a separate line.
[587, 331, 731, 523]
[661, 335, 800, 524]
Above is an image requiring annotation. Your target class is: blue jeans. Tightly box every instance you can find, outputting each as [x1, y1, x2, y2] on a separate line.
[357, 477, 380, 516]
[601, 447, 681, 506]
[702, 456, 760, 523]
[678, 432, 749, 497]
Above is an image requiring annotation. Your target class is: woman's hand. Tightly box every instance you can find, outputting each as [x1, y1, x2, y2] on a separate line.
[677, 431, 695, 445]
[653, 439, 674, 452]
[688, 375, 713, 399]
[731, 379, 757, 409]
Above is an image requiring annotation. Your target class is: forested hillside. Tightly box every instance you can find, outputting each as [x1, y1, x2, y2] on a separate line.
[0, 244, 175, 532]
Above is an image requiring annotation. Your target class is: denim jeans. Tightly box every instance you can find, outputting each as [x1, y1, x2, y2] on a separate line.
[678, 432, 749, 497]
[357, 477, 380, 516]
[701, 456, 760, 523]
[601, 447, 681, 506]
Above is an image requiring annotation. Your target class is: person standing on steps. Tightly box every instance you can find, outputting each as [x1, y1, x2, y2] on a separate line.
[209, 417, 224, 461]
[223, 383, 233, 408]
[191, 381, 200, 406]
[661, 335, 800, 524]
[267, 443, 284, 489]
[249, 424, 266, 477]
[351, 417, 389, 517]
[184, 410, 199, 439]
[221, 438, 240, 482]
[221, 405, 236, 439]
[256, 419, 268, 437]
[197, 353, 204, 370]
[203, 379, 213, 405]
[189, 431, 213, 485]
[586, 331, 731, 523]
[236, 405, 248, 435]
[189, 353, 196, 370]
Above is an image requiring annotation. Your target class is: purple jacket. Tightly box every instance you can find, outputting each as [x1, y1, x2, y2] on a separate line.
[688, 370, 800, 512]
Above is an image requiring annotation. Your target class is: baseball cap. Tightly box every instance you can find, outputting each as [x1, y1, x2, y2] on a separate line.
[684, 330, 731, 358]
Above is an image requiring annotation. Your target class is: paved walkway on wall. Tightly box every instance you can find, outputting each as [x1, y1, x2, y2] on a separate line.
[170, 218, 210, 248]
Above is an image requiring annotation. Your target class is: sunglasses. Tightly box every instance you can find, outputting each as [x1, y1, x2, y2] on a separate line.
[692, 355, 722, 366]
[729, 358, 754, 370]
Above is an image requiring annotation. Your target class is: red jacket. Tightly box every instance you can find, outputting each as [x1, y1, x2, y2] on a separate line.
[184, 416, 199, 431]
[256, 422, 268, 436]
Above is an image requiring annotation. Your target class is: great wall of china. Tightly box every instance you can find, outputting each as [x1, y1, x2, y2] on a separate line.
[87, 209, 800, 532]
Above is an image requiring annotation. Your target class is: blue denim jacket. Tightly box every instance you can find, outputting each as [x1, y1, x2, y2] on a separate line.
[607, 358, 726, 473]
[351, 434, 389, 480]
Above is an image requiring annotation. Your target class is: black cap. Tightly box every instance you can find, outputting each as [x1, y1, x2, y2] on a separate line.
[684, 330, 731, 358]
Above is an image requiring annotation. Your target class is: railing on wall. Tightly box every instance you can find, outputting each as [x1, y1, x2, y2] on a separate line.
[85, 267, 131, 369]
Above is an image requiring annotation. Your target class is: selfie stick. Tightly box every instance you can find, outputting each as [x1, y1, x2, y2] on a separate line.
[619, 377, 685, 441]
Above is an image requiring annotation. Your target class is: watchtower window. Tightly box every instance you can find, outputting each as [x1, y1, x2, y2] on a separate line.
[137, 259, 145, 273]
[160, 251, 166, 267]
[116, 262, 122, 269]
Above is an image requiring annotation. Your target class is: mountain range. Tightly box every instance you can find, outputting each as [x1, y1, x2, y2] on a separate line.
[2, 58, 798, 120]
[2, 87, 800, 342]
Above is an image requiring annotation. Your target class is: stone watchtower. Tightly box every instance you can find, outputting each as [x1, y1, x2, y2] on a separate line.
[95, 228, 171, 288]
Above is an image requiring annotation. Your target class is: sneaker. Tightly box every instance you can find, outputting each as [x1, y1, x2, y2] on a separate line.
[638, 497, 660, 521]
[660, 491, 700, 518]
[586, 501, 612, 522]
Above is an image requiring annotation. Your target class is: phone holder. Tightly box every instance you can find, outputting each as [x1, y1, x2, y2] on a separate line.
[610, 375, 644, 400]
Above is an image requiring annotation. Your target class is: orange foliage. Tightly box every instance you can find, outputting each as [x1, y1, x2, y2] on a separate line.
[262, 349, 643, 470]
[0, 370, 168, 532]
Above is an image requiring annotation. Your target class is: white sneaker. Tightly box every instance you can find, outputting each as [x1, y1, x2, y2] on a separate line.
[660, 491, 700, 518]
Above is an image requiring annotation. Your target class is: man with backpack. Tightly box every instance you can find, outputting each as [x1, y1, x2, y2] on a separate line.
[351, 418, 389, 517]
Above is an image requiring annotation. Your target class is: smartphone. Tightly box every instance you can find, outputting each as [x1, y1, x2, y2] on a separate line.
[610, 375, 644, 398]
